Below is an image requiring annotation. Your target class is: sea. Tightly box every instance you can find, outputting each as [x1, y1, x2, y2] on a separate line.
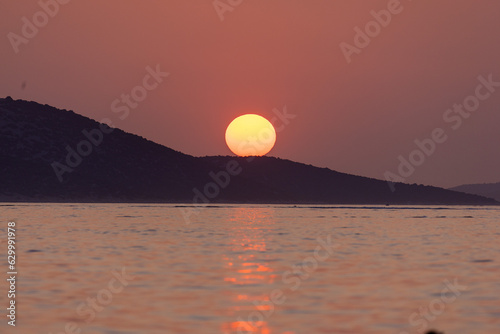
[1, 203, 499, 334]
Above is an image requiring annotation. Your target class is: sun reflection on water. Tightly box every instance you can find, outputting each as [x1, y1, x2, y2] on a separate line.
[221, 207, 280, 334]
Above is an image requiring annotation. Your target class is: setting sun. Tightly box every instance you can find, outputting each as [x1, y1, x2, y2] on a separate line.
[225, 114, 277, 157]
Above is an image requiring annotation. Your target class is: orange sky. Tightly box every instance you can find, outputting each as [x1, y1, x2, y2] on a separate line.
[1, 0, 499, 188]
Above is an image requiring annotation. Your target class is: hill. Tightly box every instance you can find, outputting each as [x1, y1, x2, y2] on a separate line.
[0, 97, 497, 205]
[450, 182, 500, 202]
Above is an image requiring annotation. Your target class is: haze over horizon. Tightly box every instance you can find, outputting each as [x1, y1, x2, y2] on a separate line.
[2, 0, 499, 188]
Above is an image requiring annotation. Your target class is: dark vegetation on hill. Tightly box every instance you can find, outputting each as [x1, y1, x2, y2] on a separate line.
[1, 97, 497, 205]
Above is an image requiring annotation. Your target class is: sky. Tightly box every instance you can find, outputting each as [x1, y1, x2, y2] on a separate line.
[1, 0, 499, 188]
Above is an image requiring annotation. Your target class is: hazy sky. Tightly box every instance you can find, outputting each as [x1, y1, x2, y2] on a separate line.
[2, 0, 499, 188]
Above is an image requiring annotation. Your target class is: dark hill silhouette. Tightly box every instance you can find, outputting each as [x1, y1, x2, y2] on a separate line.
[450, 182, 500, 202]
[0, 97, 498, 205]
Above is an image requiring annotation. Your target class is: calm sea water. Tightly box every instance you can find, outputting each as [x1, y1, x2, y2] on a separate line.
[1, 204, 499, 334]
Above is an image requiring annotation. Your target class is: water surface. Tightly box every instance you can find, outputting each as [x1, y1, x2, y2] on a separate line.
[1, 204, 499, 333]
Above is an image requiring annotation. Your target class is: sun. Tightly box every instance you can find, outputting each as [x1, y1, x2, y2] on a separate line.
[225, 114, 277, 157]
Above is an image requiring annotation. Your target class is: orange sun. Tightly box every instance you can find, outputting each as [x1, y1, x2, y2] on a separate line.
[225, 114, 277, 157]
